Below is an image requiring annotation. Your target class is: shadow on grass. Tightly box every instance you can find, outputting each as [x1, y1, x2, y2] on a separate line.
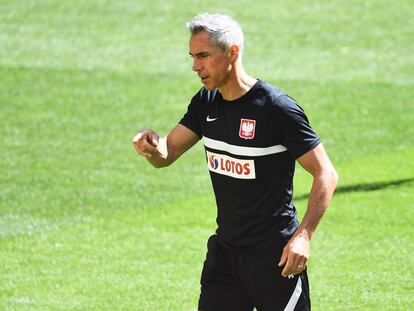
[294, 177, 414, 201]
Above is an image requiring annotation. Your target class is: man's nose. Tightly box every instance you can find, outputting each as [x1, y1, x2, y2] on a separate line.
[192, 59, 202, 72]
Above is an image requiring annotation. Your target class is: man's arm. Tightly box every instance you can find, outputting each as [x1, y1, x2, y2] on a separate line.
[278, 143, 338, 277]
[132, 124, 200, 168]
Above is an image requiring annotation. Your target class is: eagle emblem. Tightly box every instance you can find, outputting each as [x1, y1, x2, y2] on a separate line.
[239, 118, 256, 139]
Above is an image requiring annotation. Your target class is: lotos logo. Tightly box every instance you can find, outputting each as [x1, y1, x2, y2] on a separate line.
[239, 118, 256, 139]
[206, 151, 255, 179]
[209, 154, 219, 169]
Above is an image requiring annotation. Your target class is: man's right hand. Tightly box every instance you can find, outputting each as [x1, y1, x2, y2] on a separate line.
[131, 124, 199, 168]
[132, 129, 161, 158]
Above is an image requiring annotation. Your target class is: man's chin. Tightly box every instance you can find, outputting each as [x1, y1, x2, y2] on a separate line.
[203, 84, 215, 90]
[202, 81, 216, 90]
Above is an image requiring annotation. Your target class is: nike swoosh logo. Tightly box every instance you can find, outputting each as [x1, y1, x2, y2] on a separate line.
[206, 116, 218, 122]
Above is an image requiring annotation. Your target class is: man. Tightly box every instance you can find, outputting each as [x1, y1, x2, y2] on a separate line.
[132, 12, 338, 311]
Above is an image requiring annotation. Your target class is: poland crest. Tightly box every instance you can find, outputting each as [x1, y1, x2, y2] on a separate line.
[239, 118, 256, 139]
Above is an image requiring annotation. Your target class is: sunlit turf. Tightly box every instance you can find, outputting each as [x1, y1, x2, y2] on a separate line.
[1, 0, 413, 310]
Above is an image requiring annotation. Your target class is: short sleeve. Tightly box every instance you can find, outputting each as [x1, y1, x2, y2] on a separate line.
[274, 95, 320, 159]
[179, 93, 203, 139]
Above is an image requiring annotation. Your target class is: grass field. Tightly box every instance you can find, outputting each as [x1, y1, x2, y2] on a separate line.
[1, 0, 413, 310]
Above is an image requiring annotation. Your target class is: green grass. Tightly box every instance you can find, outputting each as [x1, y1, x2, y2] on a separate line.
[1, 0, 413, 310]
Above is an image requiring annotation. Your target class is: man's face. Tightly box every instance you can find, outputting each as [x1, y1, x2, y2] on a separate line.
[189, 31, 232, 90]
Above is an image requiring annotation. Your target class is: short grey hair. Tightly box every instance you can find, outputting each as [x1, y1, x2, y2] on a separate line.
[186, 13, 244, 55]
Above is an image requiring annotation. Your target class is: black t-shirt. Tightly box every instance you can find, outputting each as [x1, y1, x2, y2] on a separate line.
[179, 80, 320, 255]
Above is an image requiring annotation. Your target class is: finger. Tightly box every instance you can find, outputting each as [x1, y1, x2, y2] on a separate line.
[132, 131, 147, 143]
[134, 133, 157, 149]
[132, 130, 162, 159]
[134, 142, 152, 157]
[151, 137, 158, 147]
[148, 132, 159, 147]
[282, 253, 295, 277]
[138, 130, 158, 147]
[133, 137, 159, 157]
[297, 260, 307, 272]
[291, 257, 308, 275]
[291, 255, 302, 273]
[147, 144, 159, 155]
[132, 130, 155, 145]
[288, 250, 307, 274]
[278, 247, 288, 267]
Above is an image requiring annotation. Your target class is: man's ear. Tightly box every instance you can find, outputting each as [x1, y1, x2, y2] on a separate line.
[229, 44, 240, 63]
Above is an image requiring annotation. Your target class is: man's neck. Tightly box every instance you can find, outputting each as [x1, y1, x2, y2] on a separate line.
[218, 63, 257, 101]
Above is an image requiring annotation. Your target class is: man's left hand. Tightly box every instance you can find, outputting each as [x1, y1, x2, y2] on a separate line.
[278, 232, 310, 277]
